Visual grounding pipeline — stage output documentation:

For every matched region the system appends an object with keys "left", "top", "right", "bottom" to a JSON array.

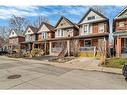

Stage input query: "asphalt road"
[{"left": 0, "top": 57, "right": 127, "bottom": 89}]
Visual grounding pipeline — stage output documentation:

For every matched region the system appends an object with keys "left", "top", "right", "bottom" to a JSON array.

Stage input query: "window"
[
  {"left": 60, "top": 23, "right": 64, "bottom": 26},
  {"left": 84, "top": 40, "right": 91, "bottom": 47},
  {"left": 12, "top": 32, "right": 14, "bottom": 35},
  {"left": 56, "top": 29, "right": 64, "bottom": 37},
  {"left": 42, "top": 32, "right": 46, "bottom": 39},
  {"left": 119, "top": 22, "right": 125, "bottom": 27},
  {"left": 57, "top": 30, "right": 60, "bottom": 36},
  {"left": 61, "top": 30, "right": 63, "bottom": 36},
  {"left": 87, "top": 16, "right": 95, "bottom": 20},
  {"left": 83, "top": 25, "right": 88, "bottom": 33},
  {"left": 98, "top": 23, "right": 104, "bottom": 33},
  {"left": 83, "top": 24, "right": 92, "bottom": 33},
  {"left": 124, "top": 38, "right": 127, "bottom": 48},
  {"left": 28, "top": 31, "right": 30, "bottom": 33}
]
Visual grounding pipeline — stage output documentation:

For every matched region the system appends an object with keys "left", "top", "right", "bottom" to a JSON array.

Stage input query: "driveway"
[{"left": 0, "top": 56, "right": 127, "bottom": 89}]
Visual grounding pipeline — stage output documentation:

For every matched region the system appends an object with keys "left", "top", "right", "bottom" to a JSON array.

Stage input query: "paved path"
[{"left": 0, "top": 56, "right": 127, "bottom": 89}]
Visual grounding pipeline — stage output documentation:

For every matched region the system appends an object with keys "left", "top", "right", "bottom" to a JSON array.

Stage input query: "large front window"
[{"left": 84, "top": 40, "right": 92, "bottom": 47}]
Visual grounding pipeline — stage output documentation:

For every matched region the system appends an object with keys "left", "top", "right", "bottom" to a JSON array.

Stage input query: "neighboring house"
[
  {"left": 113, "top": 7, "right": 127, "bottom": 57},
  {"left": 78, "top": 8, "right": 109, "bottom": 57},
  {"left": 48, "top": 16, "right": 79, "bottom": 56},
  {"left": 8, "top": 29, "right": 25, "bottom": 53},
  {"left": 23, "top": 26, "right": 38, "bottom": 51},
  {"left": 0, "top": 37, "right": 4, "bottom": 49},
  {"left": 37, "top": 22, "right": 55, "bottom": 54}
]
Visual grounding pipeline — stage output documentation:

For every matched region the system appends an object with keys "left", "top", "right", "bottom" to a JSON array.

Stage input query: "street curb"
[{"left": 1, "top": 56, "right": 122, "bottom": 75}]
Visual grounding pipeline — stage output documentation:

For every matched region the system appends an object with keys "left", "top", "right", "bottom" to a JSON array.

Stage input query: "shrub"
[{"left": 104, "top": 58, "right": 127, "bottom": 68}]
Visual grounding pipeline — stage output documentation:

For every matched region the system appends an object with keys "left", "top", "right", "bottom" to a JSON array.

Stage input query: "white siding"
[
  {"left": 25, "top": 28, "right": 34, "bottom": 35},
  {"left": 80, "top": 11, "right": 106, "bottom": 24},
  {"left": 9, "top": 30, "right": 17, "bottom": 38},
  {"left": 38, "top": 24, "right": 50, "bottom": 33}
]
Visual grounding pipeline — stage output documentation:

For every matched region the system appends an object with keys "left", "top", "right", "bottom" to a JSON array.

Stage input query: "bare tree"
[
  {"left": 33, "top": 15, "right": 50, "bottom": 28},
  {"left": 91, "top": 6, "right": 105, "bottom": 14},
  {"left": 9, "top": 15, "right": 30, "bottom": 31},
  {"left": 0, "top": 26, "right": 9, "bottom": 39}
]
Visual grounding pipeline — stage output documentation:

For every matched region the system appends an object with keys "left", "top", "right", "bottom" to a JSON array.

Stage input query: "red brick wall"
[
  {"left": 114, "top": 18, "right": 127, "bottom": 31},
  {"left": 80, "top": 40, "right": 84, "bottom": 47},
  {"left": 92, "top": 21, "right": 109, "bottom": 33},
  {"left": 92, "top": 23, "right": 98, "bottom": 33},
  {"left": 92, "top": 39, "right": 98, "bottom": 46}
]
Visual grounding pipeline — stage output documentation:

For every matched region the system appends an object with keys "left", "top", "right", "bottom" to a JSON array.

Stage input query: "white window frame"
[
  {"left": 98, "top": 23, "right": 104, "bottom": 33},
  {"left": 119, "top": 21, "right": 125, "bottom": 27},
  {"left": 42, "top": 32, "right": 46, "bottom": 39},
  {"left": 84, "top": 39, "right": 92, "bottom": 47}
]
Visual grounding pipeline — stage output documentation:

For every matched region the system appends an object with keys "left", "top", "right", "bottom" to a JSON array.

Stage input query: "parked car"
[
  {"left": 122, "top": 64, "right": 127, "bottom": 81},
  {"left": 0, "top": 51, "right": 9, "bottom": 55}
]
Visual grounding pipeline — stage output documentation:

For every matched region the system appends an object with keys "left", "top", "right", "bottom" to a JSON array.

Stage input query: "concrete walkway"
[{"left": 0, "top": 56, "right": 122, "bottom": 75}]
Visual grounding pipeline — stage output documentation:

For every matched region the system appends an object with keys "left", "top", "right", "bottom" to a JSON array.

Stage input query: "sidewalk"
[{"left": 0, "top": 56, "right": 122, "bottom": 74}]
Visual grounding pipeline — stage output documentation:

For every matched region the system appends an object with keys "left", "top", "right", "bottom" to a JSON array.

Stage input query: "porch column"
[
  {"left": 103, "top": 37, "right": 107, "bottom": 57},
  {"left": 49, "top": 42, "right": 52, "bottom": 55},
  {"left": 116, "top": 37, "right": 121, "bottom": 57},
  {"left": 44, "top": 42, "right": 47, "bottom": 54},
  {"left": 67, "top": 40, "right": 70, "bottom": 56}
]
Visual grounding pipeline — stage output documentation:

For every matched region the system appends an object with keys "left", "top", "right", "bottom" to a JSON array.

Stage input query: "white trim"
[{"left": 115, "top": 7, "right": 127, "bottom": 19}]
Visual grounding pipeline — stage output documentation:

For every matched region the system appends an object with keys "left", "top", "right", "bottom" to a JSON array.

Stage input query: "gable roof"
[
  {"left": 55, "top": 16, "right": 75, "bottom": 28},
  {"left": 9, "top": 29, "right": 23, "bottom": 37},
  {"left": 29, "top": 26, "right": 38, "bottom": 33},
  {"left": 78, "top": 8, "right": 108, "bottom": 24},
  {"left": 24, "top": 26, "right": 38, "bottom": 35},
  {"left": 114, "top": 7, "right": 127, "bottom": 19},
  {"left": 38, "top": 22, "right": 54, "bottom": 32}
]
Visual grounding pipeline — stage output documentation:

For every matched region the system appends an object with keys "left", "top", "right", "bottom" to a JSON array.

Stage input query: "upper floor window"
[
  {"left": 83, "top": 25, "right": 88, "bottom": 33},
  {"left": 98, "top": 23, "right": 104, "bottom": 33},
  {"left": 42, "top": 32, "right": 46, "bottom": 39},
  {"left": 28, "top": 30, "right": 31, "bottom": 33},
  {"left": 82, "top": 24, "right": 92, "bottom": 34},
  {"left": 118, "top": 21, "right": 125, "bottom": 27},
  {"left": 56, "top": 29, "right": 64, "bottom": 37},
  {"left": 12, "top": 32, "right": 14, "bottom": 35},
  {"left": 87, "top": 16, "right": 95, "bottom": 20}
]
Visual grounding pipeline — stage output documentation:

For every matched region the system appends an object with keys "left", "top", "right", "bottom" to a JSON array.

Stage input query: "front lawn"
[{"left": 103, "top": 58, "right": 127, "bottom": 69}]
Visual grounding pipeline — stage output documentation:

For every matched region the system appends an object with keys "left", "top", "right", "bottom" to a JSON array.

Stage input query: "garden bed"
[
  {"left": 103, "top": 58, "right": 127, "bottom": 69},
  {"left": 48, "top": 57, "right": 75, "bottom": 63}
]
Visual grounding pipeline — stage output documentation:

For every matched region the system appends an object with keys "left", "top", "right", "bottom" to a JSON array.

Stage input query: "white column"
[
  {"left": 49, "top": 42, "right": 52, "bottom": 55},
  {"left": 67, "top": 40, "right": 70, "bottom": 56}
]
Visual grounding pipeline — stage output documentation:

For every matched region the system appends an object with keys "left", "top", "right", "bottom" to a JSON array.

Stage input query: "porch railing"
[
  {"left": 51, "top": 47, "right": 63, "bottom": 52},
  {"left": 79, "top": 46, "right": 96, "bottom": 52}
]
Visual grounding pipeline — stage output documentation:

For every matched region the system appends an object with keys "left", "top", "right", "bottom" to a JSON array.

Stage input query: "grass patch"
[{"left": 103, "top": 58, "right": 127, "bottom": 69}]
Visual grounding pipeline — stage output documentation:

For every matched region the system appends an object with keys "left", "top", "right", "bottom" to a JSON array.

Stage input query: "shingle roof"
[
  {"left": 29, "top": 26, "right": 38, "bottom": 33},
  {"left": 38, "top": 22, "right": 55, "bottom": 32},
  {"left": 55, "top": 16, "right": 75, "bottom": 28},
  {"left": 78, "top": 8, "right": 108, "bottom": 24},
  {"left": 54, "top": 16, "right": 79, "bottom": 30},
  {"left": 10, "top": 29, "right": 24, "bottom": 37},
  {"left": 114, "top": 6, "right": 127, "bottom": 19}
]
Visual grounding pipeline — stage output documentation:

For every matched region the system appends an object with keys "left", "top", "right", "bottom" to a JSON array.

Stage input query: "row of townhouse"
[{"left": 8, "top": 8, "right": 110, "bottom": 57}]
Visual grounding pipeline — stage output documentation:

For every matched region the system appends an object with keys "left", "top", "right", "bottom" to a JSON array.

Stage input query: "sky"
[{"left": 0, "top": 5, "right": 125, "bottom": 40}]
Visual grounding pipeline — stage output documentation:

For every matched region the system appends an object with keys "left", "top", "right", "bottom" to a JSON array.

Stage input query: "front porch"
[
  {"left": 79, "top": 37, "right": 108, "bottom": 57},
  {"left": 115, "top": 37, "right": 127, "bottom": 57}
]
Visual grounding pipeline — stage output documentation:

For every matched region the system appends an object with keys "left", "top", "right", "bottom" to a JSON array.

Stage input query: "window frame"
[{"left": 84, "top": 39, "right": 92, "bottom": 47}]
